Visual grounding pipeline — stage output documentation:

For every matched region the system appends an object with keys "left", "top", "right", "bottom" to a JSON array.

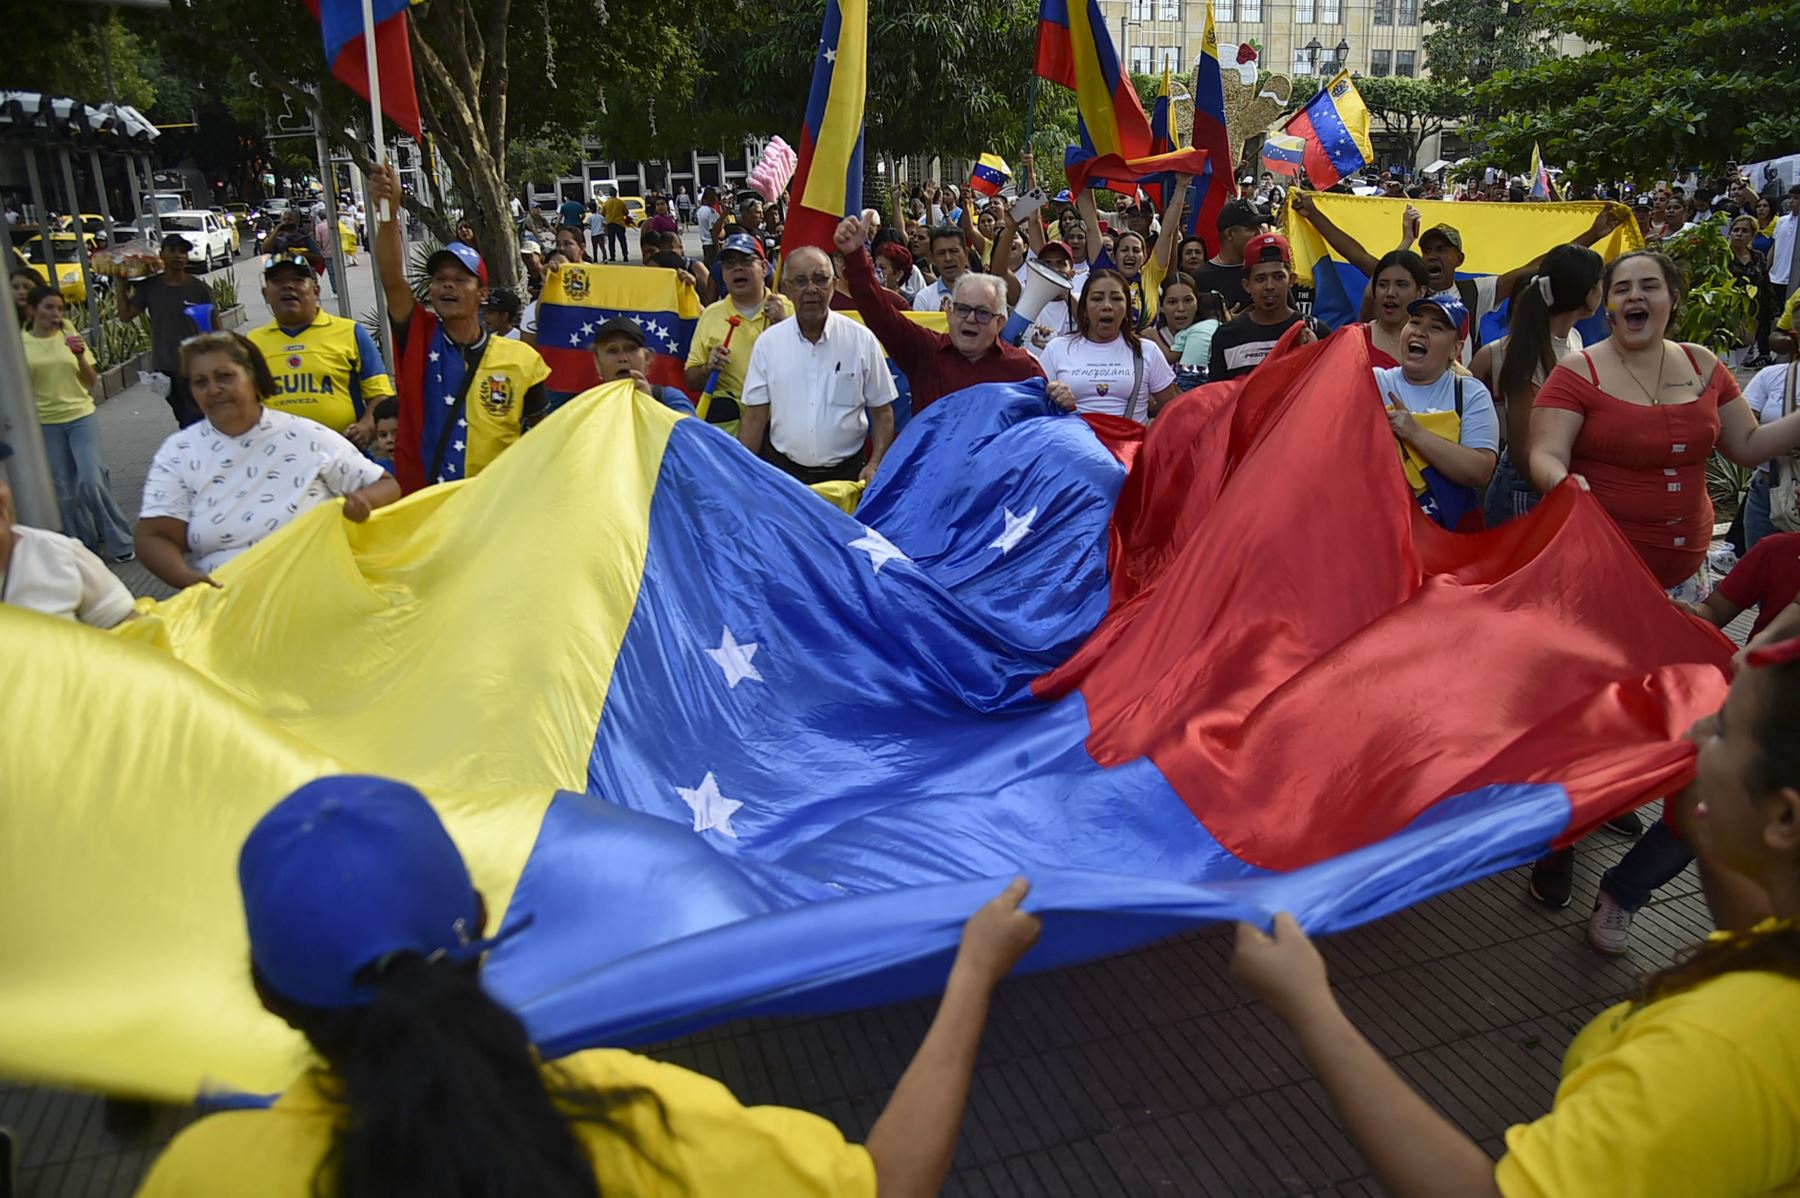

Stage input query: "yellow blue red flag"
[
  {"left": 779, "top": 0, "right": 868, "bottom": 261},
  {"left": 1183, "top": 3, "right": 1236, "bottom": 254},
  {"left": 1282, "top": 69, "right": 1372, "bottom": 188},
  {"left": 967, "top": 154, "right": 1012, "bottom": 198},
  {"left": 536, "top": 263, "right": 702, "bottom": 395}
]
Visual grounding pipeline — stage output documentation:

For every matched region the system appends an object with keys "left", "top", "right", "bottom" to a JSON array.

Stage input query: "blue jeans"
[
  {"left": 1483, "top": 448, "right": 1541, "bottom": 529},
  {"left": 41, "top": 413, "right": 134, "bottom": 557},
  {"left": 1745, "top": 471, "right": 1779, "bottom": 550},
  {"left": 1600, "top": 819, "right": 1694, "bottom": 912}
]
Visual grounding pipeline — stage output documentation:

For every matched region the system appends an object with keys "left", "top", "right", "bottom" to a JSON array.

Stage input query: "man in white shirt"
[
  {"left": 911, "top": 228, "right": 973, "bottom": 313},
  {"left": 0, "top": 440, "right": 135, "bottom": 628},
  {"left": 739, "top": 246, "right": 897, "bottom": 485},
  {"left": 1769, "top": 184, "right": 1800, "bottom": 290}
]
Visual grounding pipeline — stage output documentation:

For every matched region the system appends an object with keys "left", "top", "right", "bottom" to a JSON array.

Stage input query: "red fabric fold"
[{"left": 1045, "top": 327, "right": 1733, "bottom": 871}]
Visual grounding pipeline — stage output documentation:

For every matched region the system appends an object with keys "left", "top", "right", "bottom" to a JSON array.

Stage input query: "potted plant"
[{"left": 1662, "top": 220, "right": 1760, "bottom": 522}]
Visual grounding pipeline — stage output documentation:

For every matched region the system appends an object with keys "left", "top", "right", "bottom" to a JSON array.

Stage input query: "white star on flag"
[
  {"left": 429, "top": 350, "right": 441, "bottom": 363},
  {"left": 704, "top": 626, "right": 763, "bottom": 689},
  {"left": 824, "top": 47, "right": 836, "bottom": 63},
  {"left": 457, "top": 418, "right": 467, "bottom": 428},
  {"left": 990, "top": 505, "right": 1038, "bottom": 554},
  {"left": 453, "top": 439, "right": 465, "bottom": 452},
  {"left": 849, "top": 526, "right": 908, "bottom": 573},
  {"left": 676, "top": 772, "right": 743, "bottom": 838},
  {"left": 442, "top": 394, "right": 456, "bottom": 405},
  {"left": 569, "top": 333, "right": 583, "bottom": 346},
  {"left": 444, "top": 462, "right": 457, "bottom": 475},
  {"left": 580, "top": 321, "right": 595, "bottom": 335}
]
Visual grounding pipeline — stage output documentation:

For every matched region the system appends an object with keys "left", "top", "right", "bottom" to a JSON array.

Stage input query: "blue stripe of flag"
[
  {"left": 536, "top": 303, "right": 697, "bottom": 358},
  {"left": 1302, "top": 89, "right": 1365, "bottom": 179}
]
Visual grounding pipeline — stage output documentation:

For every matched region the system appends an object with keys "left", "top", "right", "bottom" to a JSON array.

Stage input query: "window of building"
[
  {"left": 1293, "top": 49, "right": 1313, "bottom": 75},
  {"left": 1215, "top": 0, "right": 1233, "bottom": 19},
  {"left": 1130, "top": 45, "right": 1153, "bottom": 74},
  {"left": 1157, "top": 45, "right": 1181, "bottom": 71},
  {"left": 1157, "top": 0, "right": 1179, "bottom": 19},
  {"left": 1297, "top": 0, "right": 1314, "bottom": 21},
  {"left": 1374, "top": 0, "right": 1393, "bottom": 24},
  {"left": 1321, "top": 0, "right": 1340, "bottom": 21},
  {"left": 1395, "top": 49, "right": 1415, "bottom": 76},
  {"left": 1239, "top": 0, "right": 1261, "bottom": 19},
  {"left": 1399, "top": 0, "right": 1418, "bottom": 23},
  {"left": 1370, "top": 49, "right": 1391, "bottom": 76},
  {"left": 1129, "top": 0, "right": 1150, "bottom": 19}
]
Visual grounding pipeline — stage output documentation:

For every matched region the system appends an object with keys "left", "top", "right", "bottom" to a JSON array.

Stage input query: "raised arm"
[
  {"left": 1075, "top": 188, "right": 1104, "bottom": 266},
  {"left": 1151, "top": 175, "right": 1195, "bottom": 274},
  {"left": 1289, "top": 190, "right": 1381, "bottom": 277},
  {"left": 864, "top": 880, "right": 1041, "bottom": 1198},
  {"left": 960, "top": 201, "right": 990, "bottom": 258},
  {"left": 366, "top": 164, "right": 416, "bottom": 326}
]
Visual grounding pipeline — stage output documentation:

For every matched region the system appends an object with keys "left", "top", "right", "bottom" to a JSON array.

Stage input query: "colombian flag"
[
  {"left": 967, "top": 154, "right": 1012, "bottom": 198},
  {"left": 1035, "top": 0, "right": 1211, "bottom": 194},
  {"left": 302, "top": 0, "right": 423, "bottom": 140},
  {"left": 779, "top": 0, "right": 867, "bottom": 262},
  {"left": 1260, "top": 132, "right": 1307, "bottom": 177},
  {"left": 1183, "top": 3, "right": 1236, "bottom": 255},
  {"left": 0, "top": 331, "right": 1730, "bottom": 1102},
  {"left": 1283, "top": 191, "right": 1642, "bottom": 336},
  {"left": 1282, "top": 69, "right": 1372, "bottom": 189},
  {"left": 535, "top": 263, "right": 701, "bottom": 396}
]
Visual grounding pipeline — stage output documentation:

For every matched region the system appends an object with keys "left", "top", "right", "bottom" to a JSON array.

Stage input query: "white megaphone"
[{"left": 1001, "top": 258, "right": 1075, "bottom": 346}]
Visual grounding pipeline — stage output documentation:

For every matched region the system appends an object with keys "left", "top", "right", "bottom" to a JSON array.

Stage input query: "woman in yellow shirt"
[
  {"left": 22, "top": 285, "right": 135, "bottom": 561},
  {"left": 1232, "top": 635, "right": 1800, "bottom": 1197},
  {"left": 136, "top": 775, "right": 1042, "bottom": 1198}
]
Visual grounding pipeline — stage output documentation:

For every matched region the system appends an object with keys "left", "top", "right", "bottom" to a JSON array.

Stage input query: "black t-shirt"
[
  {"left": 1190, "top": 259, "right": 1248, "bottom": 311},
  {"left": 130, "top": 275, "right": 215, "bottom": 372},
  {"left": 1207, "top": 311, "right": 1326, "bottom": 382}
]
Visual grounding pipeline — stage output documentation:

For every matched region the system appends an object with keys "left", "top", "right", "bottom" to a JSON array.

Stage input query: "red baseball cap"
[{"left": 1242, "top": 232, "right": 1292, "bottom": 267}]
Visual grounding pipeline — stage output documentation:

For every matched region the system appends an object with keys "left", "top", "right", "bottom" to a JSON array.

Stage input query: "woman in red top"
[
  {"left": 1529, "top": 250, "right": 1800, "bottom": 590},
  {"left": 1360, "top": 250, "right": 1429, "bottom": 369}
]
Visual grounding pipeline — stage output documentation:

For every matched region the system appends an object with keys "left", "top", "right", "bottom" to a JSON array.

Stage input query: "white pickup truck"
[{"left": 160, "top": 209, "right": 237, "bottom": 271}]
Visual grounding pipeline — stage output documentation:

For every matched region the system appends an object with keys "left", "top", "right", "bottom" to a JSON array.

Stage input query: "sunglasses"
[
  {"left": 262, "top": 252, "right": 314, "bottom": 272},
  {"left": 951, "top": 302, "right": 998, "bottom": 325}
]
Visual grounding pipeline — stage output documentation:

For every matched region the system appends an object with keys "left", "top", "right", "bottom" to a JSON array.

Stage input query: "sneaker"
[
  {"left": 1528, "top": 848, "right": 1575, "bottom": 909},
  {"left": 1603, "top": 810, "right": 1643, "bottom": 836},
  {"left": 109, "top": 550, "right": 136, "bottom": 564},
  {"left": 1588, "top": 891, "right": 1634, "bottom": 954}
]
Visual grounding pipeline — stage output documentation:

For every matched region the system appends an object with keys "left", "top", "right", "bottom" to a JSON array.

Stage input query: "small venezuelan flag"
[
  {"left": 302, "top": 0, "right": 423, "bottom": 139},
  {"left": 534, "top": 264, "right": 701, "bottom": 396},
  {"left": 1282, "top": 69, "right": 1372, "bottom": 189},
  {"left": 1260, "top": 132, "right": 1306, "bottom": 177},
  {"left": 968, "top": 154, "right": 1012, "bottom": 198}
]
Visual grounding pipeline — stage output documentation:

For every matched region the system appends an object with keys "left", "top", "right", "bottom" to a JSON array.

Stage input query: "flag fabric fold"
[
  {"left": 0, "top": 332, "right": 1729, "bottom": 1102},
  {"left": 1035, "top": 0, "right": 1211, "bottom": 194},
  {"left": 1283, "top": 192, "right": 1643, "bottom": 335},
  {"left": 302, "top": 0, "right": 423, "bottom": 140},
  {"left": 778, "top": 0, "right": 868, "bottom": 263},
  {"left": 535, "top": 264, "right": 702, "bottom": 396},
  {"left": 1282, "top": 69, "right": 1371, "bottom": 189}
]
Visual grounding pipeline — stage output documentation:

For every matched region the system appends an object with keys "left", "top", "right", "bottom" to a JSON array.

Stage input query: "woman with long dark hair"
[
  {"left": 1233, "top": 632, "right": 1800, "bottom": 1197},
  {"left": 137, "top": 775, "right": 1042, "bottom": 1197},
  {"left": 1470, "top": 243, "right": 1603, "bottom": 528},
  {"left": 1039, "top": 269, "right": 1179, "bottom": 423},
  {"left": 1360, "top": 249, "right": 1429, "bottom": 369},
  {"left": 1726, "top": 213, "right": 1772, "bottom": 369}
]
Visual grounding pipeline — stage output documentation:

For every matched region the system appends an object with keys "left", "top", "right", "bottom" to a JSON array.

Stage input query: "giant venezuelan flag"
[
  {"left": 778, "top": 0, "right": 867, "bottom": 263},
  {"left": 1284, "top": 191, "right": 1643, "bottom": 337},
  {"left": 0, "top": 332, "right": 1730, "bottom": 1101},
  {"left": 302, "top": 0, "right": 423, "bottom": 140},
  {"left": 535, "top": 263, "right": 702, "bottom": 395},
  {"left": 1035, "top": 0, "right": 1210, "bottom": 194}
]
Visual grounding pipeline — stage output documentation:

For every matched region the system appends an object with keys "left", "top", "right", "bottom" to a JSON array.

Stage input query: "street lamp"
[
  {"left": 1334, "top": 39, "right": 1351, "bottom": 72},
  {"left": 1304, "top": 37, "right": 1323, "bottom": 75}
]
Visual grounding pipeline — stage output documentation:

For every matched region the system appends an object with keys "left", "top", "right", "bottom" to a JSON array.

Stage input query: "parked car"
[
  {"left": 209, "top": 207, "right": 243, "bottom": 254},
  {"left": 621, "top": 195, "right": 647, "bottom": 225},
  {"left": 54, "top": 213, "right": 111, "bottom": 249},
  {"left": 22, "top": 233, "right": 96, "bottom": 303},
  {"left": 159, "top": 210, "right": 235, "bottom": 271}
]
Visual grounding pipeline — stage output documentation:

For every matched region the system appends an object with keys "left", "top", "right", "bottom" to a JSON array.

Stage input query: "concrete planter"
[{"left": 220, "top": 304, "right": 246, "bottom": 331}]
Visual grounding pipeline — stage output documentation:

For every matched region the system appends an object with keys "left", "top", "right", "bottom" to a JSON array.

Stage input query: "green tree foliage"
[
  {"left": 1355, "top": 77, "right": 1470, "bottom": 171},
  {"left": 505, "top": 132, "right": 587, "bottom": 196},
  {"left": 0, "top": 11, "right": 162, "bottom": 110},
  {"left": 1419, "top": 0, "right": 1562, "bottom": 87},
  {"left": 1471, "top": 0, "right": 1798, "bottom": 186}
]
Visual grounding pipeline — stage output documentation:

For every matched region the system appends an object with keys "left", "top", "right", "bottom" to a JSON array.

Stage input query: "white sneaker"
[{"left": 1588, "top": 891, "right": 1634, "bottom": 955}]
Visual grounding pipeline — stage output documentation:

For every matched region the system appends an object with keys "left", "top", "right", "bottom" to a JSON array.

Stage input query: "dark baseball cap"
[
  {"left": 593, "top": 315, "right": 646, "bottom": 347},
  {"left": 261, "top": 250, "right": 318, "bottom": 277},
  {"left": 239, "top": 776, "right": 525, "bottom": 1010},
  {"left": 481, "top": 287, "right": 522, "bottom": 317},
  {"left": 1419, "top": 223, "right": 1464, "bottom": 252},
  {"left": 1217, "top": 198, "right": 1267, "bottom": 234}
]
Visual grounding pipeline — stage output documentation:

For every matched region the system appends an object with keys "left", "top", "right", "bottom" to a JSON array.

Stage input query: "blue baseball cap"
[
  {"left": 424, "top": 240, "right": 488, "bottom": 285},
  {"left": 1408, "top": 293, "right": 1470, "bottom": 337},
  {"left": 719, "top": 231, "right": 766, "bottom": 261},
  {"left": 239, "top": 776, "right": 519, "bottom": 1009}
]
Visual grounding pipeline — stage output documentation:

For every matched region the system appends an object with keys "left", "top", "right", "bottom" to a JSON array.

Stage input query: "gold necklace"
[{"left": 1615, "top": 340, "right": 1668, "bottom": 406}]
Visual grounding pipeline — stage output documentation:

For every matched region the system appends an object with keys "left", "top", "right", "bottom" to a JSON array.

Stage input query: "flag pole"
[
  {"left": 360, "top": 0, "right": 391, "bottom": 222},
  {"left": 1023, "top": 75, "right": 1040, "bottom": 164}
]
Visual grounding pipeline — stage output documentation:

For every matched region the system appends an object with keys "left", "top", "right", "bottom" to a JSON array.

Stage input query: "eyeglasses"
[
  {"left": 786, "top": 273, "right": 834, "bottom": 290},
  {"left": 951, "top": 303, "right": 998, "bottom": 325}
]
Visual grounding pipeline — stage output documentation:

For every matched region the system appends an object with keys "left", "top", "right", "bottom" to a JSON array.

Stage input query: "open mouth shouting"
[
  {"left": 1403, "top": 330, "right": 1432, "bottom": 362},
  {"left": 1616, "top": 300, "right": 1651, "bottom": 335}
]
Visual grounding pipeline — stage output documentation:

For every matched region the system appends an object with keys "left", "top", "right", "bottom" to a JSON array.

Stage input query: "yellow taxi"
[
  {"left": 23, "top": 233, "right": 96, "bottom": 303},
  {"left": 622, "top": 196, "right": 647, "bottom": 226},
  {"left": 209, "top": 207, "right": 243, "bottom": 254}
]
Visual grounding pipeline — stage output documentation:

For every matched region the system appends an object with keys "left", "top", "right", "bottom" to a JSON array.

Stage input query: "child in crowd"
[{"left": 366, "top": 397, "right": 398, "bottom": 473}]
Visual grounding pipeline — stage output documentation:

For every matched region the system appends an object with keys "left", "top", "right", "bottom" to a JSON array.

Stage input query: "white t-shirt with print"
[
  {"left": 1, "top": 525, "right": 135, "bottom": 628},
  {"left": 1037, "top": 333, "right": 1176, "bottom": 423},
  {"left": 140, "top": 407, "right": 386, "bottom": 574}
]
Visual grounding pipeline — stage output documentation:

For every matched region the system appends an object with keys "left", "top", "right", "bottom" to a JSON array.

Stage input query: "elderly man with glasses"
[
  {"left": 738, "top": 245, "right": 897, "bottom": 485},
  {"left": 832, "top": 215, "right": 1047, "bottom": 418}
]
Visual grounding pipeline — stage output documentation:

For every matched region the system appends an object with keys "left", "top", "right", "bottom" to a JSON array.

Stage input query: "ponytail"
[
  {"left": 1635, "top": 652, "right": 1800, "bottom": 1006},
  {"left": 262, "top": 955, "right": 661, "bottom": 1198},
  {"left": 1496, "top": 244, "right": 1603, "bottom": 409}
]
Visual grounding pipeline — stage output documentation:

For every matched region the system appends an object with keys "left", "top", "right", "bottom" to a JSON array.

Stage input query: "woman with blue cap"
[{"left": 137, "top": 776, "right": 1041, "bottom": 1197}]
